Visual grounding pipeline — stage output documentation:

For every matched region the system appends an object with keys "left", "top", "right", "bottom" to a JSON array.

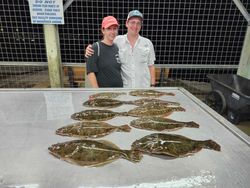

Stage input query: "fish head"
[
  {"left": 55, "top": 127, "right": 67, "bottom": 134},
  {"left": 48, "top": 144, "right": 64, "bottom": 156},
  {"left": 48, "top": 142, "right": 78, "bottom": 157}
]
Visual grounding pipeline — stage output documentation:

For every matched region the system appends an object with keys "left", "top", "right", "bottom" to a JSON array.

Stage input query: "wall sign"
[{"left": 28, "top": 0, "right": 64, "bottom": 24}]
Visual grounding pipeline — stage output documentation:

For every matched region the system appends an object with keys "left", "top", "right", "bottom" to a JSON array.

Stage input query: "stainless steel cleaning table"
[{"left": 0, "top": 88, "right": 250, "bottom": 188}]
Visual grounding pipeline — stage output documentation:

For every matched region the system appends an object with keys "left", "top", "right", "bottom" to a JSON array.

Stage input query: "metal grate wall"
[{"left": 0, "top": 0, "right": 249, "bottom": 97}]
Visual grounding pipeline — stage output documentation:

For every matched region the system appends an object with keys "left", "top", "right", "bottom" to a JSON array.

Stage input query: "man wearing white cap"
[{"left": 86, "top": 10, "right": 156, "bottom": 88}]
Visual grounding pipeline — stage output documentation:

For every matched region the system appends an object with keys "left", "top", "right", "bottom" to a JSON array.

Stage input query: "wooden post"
[
  {"left": 237, "top": 25, "right": 250, "bottom": 79},
  {"left": 43, "top": 24, "right": 63, "bottom": 87}
]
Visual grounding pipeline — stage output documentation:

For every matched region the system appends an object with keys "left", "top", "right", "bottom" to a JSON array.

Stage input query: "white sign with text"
[{"left": 28, "top": 0, "right": 64, "bottom": 24}]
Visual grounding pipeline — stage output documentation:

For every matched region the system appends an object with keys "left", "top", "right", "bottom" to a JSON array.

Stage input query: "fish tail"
[
  {"left": 117, "top": 124, "right": 131, "bottom": 132},
  {"left": 185, "top": 121, "right": 200, "bottom": 128},
  {"left": 202, "top": 140, "right": 221, "bottom": 151},
  {"left": 122, "top": 150, "right": 143, "bottom": 163}
]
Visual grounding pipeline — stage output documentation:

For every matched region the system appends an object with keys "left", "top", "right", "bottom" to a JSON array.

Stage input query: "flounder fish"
[
  {"left": 127, "top": 103, "right": 185, "bottom": 117},
  {"left": 83, "top": 98, "right": 130, "bottom": 108},
  {"left": 72, "top": 103, "right": 184, "bottom": 121},
  {"left": 56, "top": 121, "right": 131, "bottom": 139},
  {"left": 83, "top": 98, "right": 180, "bottom": 109},
  {"left": 130, "top": 117, "right": 199, "bottom": 131},
  {"left": 133, "top": 98, "right": 180, "bottom": 106},
  {"left": 48, "top": 139, "right": 142, "bottom": 167},
  {"left": 71, "top": 109, "right": 129, "bottom": 121},
  {"left": 132, "top": 133, "right": 221, "bottom": 158},
  {"left": 89, "top": 92, "right": 126, "bottom": 100},
  {"left": 129, "top": 89, "right": 175, "bottom": 98}
]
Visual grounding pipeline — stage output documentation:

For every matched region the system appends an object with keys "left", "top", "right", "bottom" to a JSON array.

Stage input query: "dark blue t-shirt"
[{"left": 87, "top": 41, "right": 123, "bottom": 87}]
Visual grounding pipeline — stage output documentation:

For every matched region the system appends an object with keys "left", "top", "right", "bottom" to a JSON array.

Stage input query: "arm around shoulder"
[{"left": 86, "top": 43, "right": 99, "bottom": 73}]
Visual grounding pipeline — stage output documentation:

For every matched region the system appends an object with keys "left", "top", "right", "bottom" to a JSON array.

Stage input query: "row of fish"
[
  {"left": 83, "top": 98, "right": 180, "bottom": 109},
  {"left": 48, "top": 90, "right": 221, "bottom": 167},
  {"left": 48, "top": 133, "right": 221, "bottom": 167},
  {"left": 56, "top": 117, "right": 199, "bottom": 139},
  {"left": 89, "top": 90, "right": 175, "bottom": 99},
  {"left": 72, "top": 103, "right": 185, "bottom": 121}
]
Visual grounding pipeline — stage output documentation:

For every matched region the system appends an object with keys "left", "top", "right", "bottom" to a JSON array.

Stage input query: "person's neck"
[
  {"left": 127, "top": 33, "right": 139, "bottom": 47},
  {"left": 101, "top": 39, "right": 113, "bottom": 46}
]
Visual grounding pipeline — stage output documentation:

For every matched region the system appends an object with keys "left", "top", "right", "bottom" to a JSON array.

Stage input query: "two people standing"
[{"left": 86, "top": 10, "right": 156, "bottom": 88}]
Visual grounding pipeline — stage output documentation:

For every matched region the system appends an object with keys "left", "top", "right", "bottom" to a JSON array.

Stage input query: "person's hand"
[{"left": 84, "top": 44, "right": 94, "bottom": 58}]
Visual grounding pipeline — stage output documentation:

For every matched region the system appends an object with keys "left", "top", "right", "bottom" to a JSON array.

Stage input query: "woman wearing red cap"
[{"left": 86, "top": 16, "right": 123, "bottom": 88}]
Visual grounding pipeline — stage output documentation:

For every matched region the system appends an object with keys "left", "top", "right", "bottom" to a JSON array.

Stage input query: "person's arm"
[
  {"left": 85, "top": 44, "right": 94, "bottom": 58},
  {"left": 147, "top": 39, "right": 156, "bottom": 87},
  {"left": 149, "top": 65, "right": 156, "bottom": 87},
  {"left": 87, "top": 72, "right": 99, "bottom": 88}
]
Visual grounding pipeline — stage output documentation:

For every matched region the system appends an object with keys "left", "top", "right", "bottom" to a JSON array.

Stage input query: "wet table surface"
[{"left": 0, "top": 88, "right": 250, "bottom": 188}]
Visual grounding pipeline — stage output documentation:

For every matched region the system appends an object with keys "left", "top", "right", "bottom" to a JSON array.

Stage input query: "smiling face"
[
  {"left": 102, "top": 25, "right": 118, "bottom": 43},
  {"left": 126, "top": 17, "right": 142, "bottom": 36}
]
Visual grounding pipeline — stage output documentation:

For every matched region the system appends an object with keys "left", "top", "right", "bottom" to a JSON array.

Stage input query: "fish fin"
[
  {"left": 89, "top": 158, "right": 118, "bottom": 167},
  {"left": 202, "top": 140, "right": 221, "bottom": 151},
  {"left": 97, "top": 140, "right": 121, "bottom": 150},
  {"left": 117, "top": 124, "right": 131, "bottom": 132},
  {"left": 162, "top": 111, "right": 173, "bottom": 117},
  {"left": 64, "top": 157, "right": 116, "bottom": 167},
  {"left": 176, "top": 149, "right": 202, "bottom": 158},
  {"left": 177, "top": 107, "right": 186, "bottom": 112},
  {"left": 160, "top": 118, "right": 176, "bottom": 122},
  {"left": 164, "top": 92, "right": 175, "bottom": 96},
  {"left": 185, "top": 121, "right": 200, "bottom": 128}
]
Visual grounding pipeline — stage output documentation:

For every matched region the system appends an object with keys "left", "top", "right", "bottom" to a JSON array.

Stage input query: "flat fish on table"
[
  {"left": 131, "top": 133, "right": 221, "bottom": 158},
  {"left": 130, "top": 117, "right": 199, "bottom": 131},
  {"left": 83, "top": 98, "right": 180, "bottom": 109},
  {"left": 56, "top": 121, "right": 131, "bottom": 139},
  {"left": 48, "top": 139, "right": 142, "bottom": 167},
  {"left": 71, "top": 109, "right": 129, "bottom": 121},
  {"left": 89, "top": 92, "right": 126, "bottom": 100},
  {"left": 127, "top": 103, "right": 185, "bottom": 117},
  {"left": 132, "top": 98, "right": 180, "bottom": 106},
  {"left": 129, "top": 89, "right": 175, "bottom": 98},
  {"left": 83, "top": 98, "right": 131, "bottom": 108}
]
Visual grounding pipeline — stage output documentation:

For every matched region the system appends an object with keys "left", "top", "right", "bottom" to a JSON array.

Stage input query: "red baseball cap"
[{"left": 102, "top": 16, "right": 119, "bottom": 29}]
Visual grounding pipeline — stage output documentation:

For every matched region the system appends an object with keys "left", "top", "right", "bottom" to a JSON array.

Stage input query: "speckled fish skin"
[
  {"left": 131, "top": 98, "right": 180, "bottom": 107},
  {"left": 71, "top": 109, "right": 128, "bottom": 121},
  {"left": 129, "top": 90, "right": 175, "bottom": 98},
  {"left": 48, "top": 139, "right": 143, "bottom": 167},
  {"left": 89, "top": 92, "right": 127, "bottom": 99},
  {"left": 130, "top": 117, "right": 199, "bottom": 131},
  {"left": 132, "top": 133, "right": 221, "bottom": 158},
  {"left": 127, "top": 103, "right": 185, "bottom": 117},
  {"left": 56, "top": 121, "right": 131, "bottom": 139},
  {"left": 83, "top": 98, "right": 128, "bottom": 108},
  {"left": 83, "top": 98, "right": 180, "bottom": 109}
]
